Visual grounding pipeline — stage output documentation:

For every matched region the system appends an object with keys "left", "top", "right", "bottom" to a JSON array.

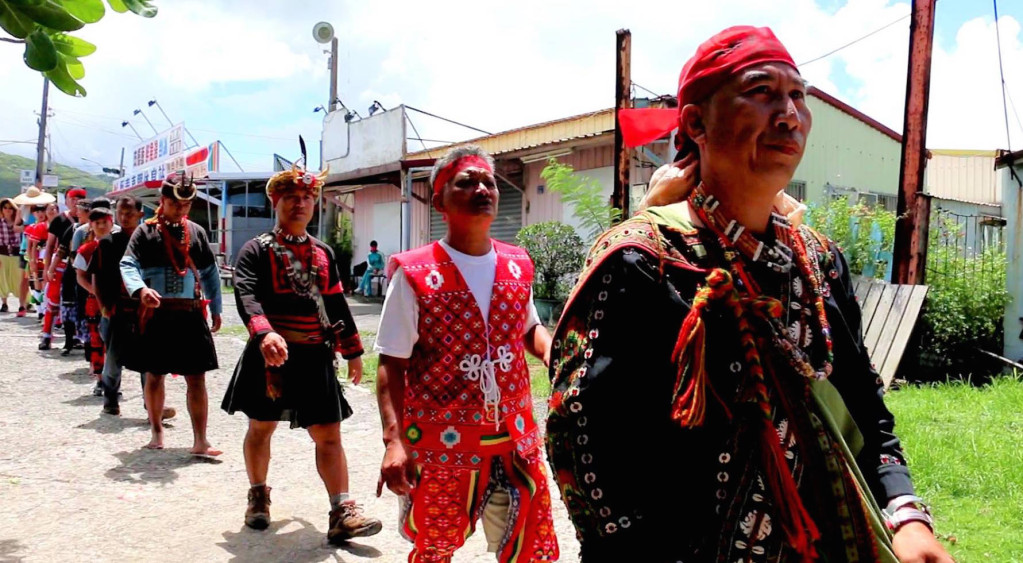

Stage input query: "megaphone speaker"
[{"left": 312, "top": 21, "right": 334, "bottom": 44}]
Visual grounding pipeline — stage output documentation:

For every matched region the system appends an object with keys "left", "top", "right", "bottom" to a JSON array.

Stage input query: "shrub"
[
  {"left": 515, "top": 221, "right": 585, "bottom": 300},
  {"left": 541, "top": 158, "right": 622, "bottom": 242},
  {"left": 805, "top": 196, "right": 895, "bottom": 276}
]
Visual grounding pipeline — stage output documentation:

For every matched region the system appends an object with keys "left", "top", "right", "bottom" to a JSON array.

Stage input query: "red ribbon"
[{"left": 432, "top": 155, "right": 493, "bottom": 196}]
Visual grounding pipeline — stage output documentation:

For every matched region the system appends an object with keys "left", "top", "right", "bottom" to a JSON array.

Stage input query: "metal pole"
[
  {"left": 218, "top": 141, "right": 245, "bottom": 172},
  {"left": 612, "top": 29, "right": 632, "bottom": 218},
  {"left": 119, "top": 147, "right": 125, "bottom": 177},
  {"left": 150, "top": 100, "right": 175, "bottom": 127},
  {"left": 402, "top": 170, "right": 412, "bottom": 252},
  {"left": 136, "top": 110, "right": 159, "bottom": 135},
  {"left": 124, "top": 121, "right": 143, "bottom": 141},
  {"left": 34, "top": 78, "right": 50, "bottom": 185},
  {"left": 329, "top": 37, "right": 339, "bottom": 112},
  {"left": 892, "top": 0, "right": 936, "bottom": 285}
]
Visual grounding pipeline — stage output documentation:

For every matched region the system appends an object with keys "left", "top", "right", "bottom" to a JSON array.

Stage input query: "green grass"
[
  {"left": 885, "top": 375, "right": 1023, "bottom": 562},
  {"left": 218, "top": 324, "right": 248, "bottom": 338}
]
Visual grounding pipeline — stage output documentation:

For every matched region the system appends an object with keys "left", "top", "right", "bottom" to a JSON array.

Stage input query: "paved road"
[{"left": 0, "top": 301, "right": 580, "bottom": 562}]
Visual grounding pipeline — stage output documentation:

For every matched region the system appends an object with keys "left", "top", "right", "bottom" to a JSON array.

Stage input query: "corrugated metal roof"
[{"left": 404, "top": 109, "right": 614, "bottom": 161}]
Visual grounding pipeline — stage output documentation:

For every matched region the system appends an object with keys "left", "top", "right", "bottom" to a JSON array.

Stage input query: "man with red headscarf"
[
  {"left": 221, "top": 161, "right": 381, "bottom": 544},
  {"left": 547, "top": 27, "right": 952, "bottom": 562},
  {"left": 375, "top": 145, "right": 559, "bottom": 562}
]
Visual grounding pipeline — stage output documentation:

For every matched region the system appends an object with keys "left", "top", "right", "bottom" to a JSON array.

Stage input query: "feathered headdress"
[{"left": 266, "top": 136, "right": 328, "bottom": 206}]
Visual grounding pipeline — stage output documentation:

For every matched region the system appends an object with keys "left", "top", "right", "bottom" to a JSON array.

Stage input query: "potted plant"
[{"left": 515, "top": 221, "right": 585, "bottom": 325}]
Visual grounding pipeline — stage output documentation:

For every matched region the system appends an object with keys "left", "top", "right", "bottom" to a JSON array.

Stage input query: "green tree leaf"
[
  {"left": 105, "top": 0, "right": 127, "bottom": 13},
  {"left": 59, "top": 51, "right": 84, "bottom": 78},
  {"left": 121, "top": 0, "right": 156, "bottom": 17},
  {"left": 45, "top": 59, "right": 86, "bottom": 96},
  {"left": 24, "top": 29, "right": 57, "bottom": 71},
  {"left": 0, "top": 1, "right": 36, "bottom": 38},
  {"left": 62, "top": 0, "right": 104, "bottom": 23},
  {"left": 51, "top": 32, "right": 96, "bottom": 56},
  {"left": 10, "top": 1, "right": 85, "bottom": 32}
]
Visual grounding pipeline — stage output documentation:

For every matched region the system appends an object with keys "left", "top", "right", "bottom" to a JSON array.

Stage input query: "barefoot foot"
[
  {"left": 190, "top": 443, "right": 223, "bottom": 457},
  {"left": 144, "top": 434, "right": 164, "bottom": 450}
]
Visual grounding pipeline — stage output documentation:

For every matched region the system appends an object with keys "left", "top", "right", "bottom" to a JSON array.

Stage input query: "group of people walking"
[{"left": 0, "top": 25, "right": 955, "bottom": 562}]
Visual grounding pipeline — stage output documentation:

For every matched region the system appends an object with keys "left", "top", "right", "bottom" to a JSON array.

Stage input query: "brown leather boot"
[
  {"left": 244, "top": 485, "right": 271, "bottom": 530},
  {"left": 327, "top": 501, "right": 382, "bottom": 544}
]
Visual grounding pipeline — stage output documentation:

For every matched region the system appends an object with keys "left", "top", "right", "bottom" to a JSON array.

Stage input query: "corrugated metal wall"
[
  {"left": 523, "top": 145, "right": 616, "bottom": 225},
  {"left": 794, "top": 96, "right": 901, "bottom": 204},
  {"left": 925, "top": 151, "right": 1001, "bottom": 205},
  {"left": 352, "top": 183, "right": 431, "bottom": 258}
]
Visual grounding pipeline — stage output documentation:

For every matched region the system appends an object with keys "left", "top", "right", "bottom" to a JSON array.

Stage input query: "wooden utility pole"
[
  {"left": 328, "top": 37, "right": 339, "bottom": 112},
  {"left": 892, "top": 0, "right": 937, "bottom": 285},
  {"left": 612, "top": 29, "right": 632, "bottom": 218},
  {"left": 34, "top": 78, "right": 50, "bottom": 185}
]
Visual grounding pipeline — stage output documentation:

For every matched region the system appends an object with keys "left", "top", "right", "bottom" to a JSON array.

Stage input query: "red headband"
[
  {"left": 618, "top": 26, "right": 797, "bottom": 149},
  {"left": 432, "top": 155, "right": 493, "bottom": 196},
  {"left": 66, "top": 188, "right": 87, "bottom": 199}
]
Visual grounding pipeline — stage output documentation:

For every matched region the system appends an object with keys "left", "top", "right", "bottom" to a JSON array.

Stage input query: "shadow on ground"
[
  {"left": 57, "top": 367, "right": 93, "bottom": 385},
  {"left": 76, "top": 414, "right": 150, "bottom": 434},
  {"left": 105, "top": 447, "right": 221, "bottom": 485},
  {"left": 0, "top": 538, "right": 26, "bottom": 563},
  {"left": 218, "top": 518, "right": 382, "bottom": 562}
]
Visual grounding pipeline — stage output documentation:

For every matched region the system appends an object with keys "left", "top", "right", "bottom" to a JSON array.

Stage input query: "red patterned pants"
[
  {"left": 83, "top": 295, "right": 104, "bottom": 375},
  {"left": 401, "top": 451, "right": 559, "bottom": 563}
]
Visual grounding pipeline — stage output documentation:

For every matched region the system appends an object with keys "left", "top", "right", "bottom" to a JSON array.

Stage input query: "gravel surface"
[{"left": 0, "top": 300, "right": 580, "bottom": 562}]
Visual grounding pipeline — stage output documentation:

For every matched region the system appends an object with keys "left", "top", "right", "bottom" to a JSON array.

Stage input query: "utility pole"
[
  {"left": 892, "top": 0, "right": 937, "bottom": 285},
  {"left": 612, "top": 29, "right": 632, "bottom": 218},
  {"left": 328, "top": 36, "right": 339, "bottom": 112},
  {"left": 34, "top": 78, "right": 50, "bottom": 185}
]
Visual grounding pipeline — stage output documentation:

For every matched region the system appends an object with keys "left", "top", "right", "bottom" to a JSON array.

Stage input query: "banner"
[
  {"left": 130, "top": 123, "right": 185, "bottom": 172},
  {"left": 112, "top": 142, "right": 220, "bottom": 193}
]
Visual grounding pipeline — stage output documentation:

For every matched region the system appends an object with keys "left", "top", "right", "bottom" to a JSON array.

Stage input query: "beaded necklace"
[
  {"left": 687, "top": 184, "right": 833, "bottom": 378},
  {"left": 156, "top": 209, "right": 191, "bottom": 277}
]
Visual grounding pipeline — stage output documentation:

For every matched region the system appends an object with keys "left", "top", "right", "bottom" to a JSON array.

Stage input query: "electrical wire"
[
  {"left": 405, "top": 115, "right": 430, "bottom": 154},
  {"left": 404, "top": 106, "right": 491, "bottom": 136},
  {"left": 798, "top": 13, "right": 911, "bottom": 67},
  {"left": 993, "top": 0, "right": 1013, "bottom": 151},
  {"left": 632, "top": 82, "right": 666, "bottom": 98}
]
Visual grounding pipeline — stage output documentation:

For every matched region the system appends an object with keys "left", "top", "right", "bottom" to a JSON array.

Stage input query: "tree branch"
[{"left": 0, "top": 37, "right": 26, "bottom": 44}]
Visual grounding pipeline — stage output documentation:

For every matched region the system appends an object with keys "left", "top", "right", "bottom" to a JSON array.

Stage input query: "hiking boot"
[
  {"left": 327, "top": 501, "right": 382, "bottom": 544},
  {"left": 244, "top": 485, "right": 271, "bottom": 530},
  {"left": 38, "top": 337, "right": 51, "bottom": 350},
  {"left": 102, "top": 398, "right": 120, "bottom": 416}
]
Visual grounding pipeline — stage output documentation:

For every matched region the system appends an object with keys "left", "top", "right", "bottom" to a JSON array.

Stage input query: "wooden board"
[
  {"left": 864, "top": 283, "right": 899, "bottom": 355},
  {"left": 858, "top": 280, "right": 886, "bottom": 336},
  {"left": 878, "top": 285, "right": 928, "bottom": 387}
]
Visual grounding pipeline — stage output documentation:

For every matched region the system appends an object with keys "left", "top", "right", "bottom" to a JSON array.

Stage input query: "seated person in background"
[{"left": 354, "top": 240, "right": 385, "bottom": 295}]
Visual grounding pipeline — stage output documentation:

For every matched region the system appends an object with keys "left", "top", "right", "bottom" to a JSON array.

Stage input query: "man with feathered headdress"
[
  {"left": 120, "top": 172, "right": 223, "bottom": 455},
  {"left": 221, "top": 154, "right": 382, "bottom": 545},
  {"left": 547, "top": 26, "right": 953, "bottom": 562}
]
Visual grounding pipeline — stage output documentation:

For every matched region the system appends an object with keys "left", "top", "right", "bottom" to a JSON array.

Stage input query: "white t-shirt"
[{"left": 375, "top": 240, "right": 542, "bottom": 359}]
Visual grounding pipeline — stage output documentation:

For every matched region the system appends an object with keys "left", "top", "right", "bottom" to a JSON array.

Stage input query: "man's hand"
[
  {"left": 892, "top": 522, "right": 955, "bottom": 563},
  {"left": 260, "top": 332, "right": 289, "bottom": 367},
  {"left": 210, "top": 313, "right": 222, "bottom": 333},
  {"left": 139, "top": 288, "right": 162, "bottom": 308},
  {"left": 346, "top": 355, "right": 364, "bottom": 385},
  {"left": 44, "top": 268, "right": 55, "bottom": 282},
  {"left": 637, "top": 154, "right": 699, "bottom": 212},
  {"left": 376, "top": 441, "right": 415, "bottom": 497}
]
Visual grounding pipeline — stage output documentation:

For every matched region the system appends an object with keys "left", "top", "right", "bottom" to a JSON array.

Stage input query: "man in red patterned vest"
[{"left": 375, "top": 145, "right": 560, "bottom": 562}]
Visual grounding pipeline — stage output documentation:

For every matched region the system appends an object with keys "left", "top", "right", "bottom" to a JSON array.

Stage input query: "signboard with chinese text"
[
  {"left": 111, "top": 142, "right": 220, "bottom": 193},
  {"left": 130, "top": 124, "right": 184, "bottom": 172}
]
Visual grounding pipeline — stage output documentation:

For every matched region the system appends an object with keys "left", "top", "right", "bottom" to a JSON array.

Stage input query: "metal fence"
[{"left": 925, "top": 209, "right": 1006, "bottom": 282}]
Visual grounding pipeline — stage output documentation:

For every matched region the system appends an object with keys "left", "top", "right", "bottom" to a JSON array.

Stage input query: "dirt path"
[{"left": 0, "top": 301, "right": 580, "bottom": 562}]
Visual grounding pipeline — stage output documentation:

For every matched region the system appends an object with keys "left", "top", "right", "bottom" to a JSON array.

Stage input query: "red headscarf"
[
  {"left": 618, "top": 26, "right": 797, "bottom": 150},
  {"left": 432, "top": 155, "right": 493, "bottom": 196}
]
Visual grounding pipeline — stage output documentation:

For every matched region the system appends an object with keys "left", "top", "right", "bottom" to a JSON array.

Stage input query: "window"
[{"left": 785, "top": 180, "right": 806, "bottom": 201}]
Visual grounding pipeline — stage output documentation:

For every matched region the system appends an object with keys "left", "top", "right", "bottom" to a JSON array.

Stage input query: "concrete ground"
[{"left": 0, "top": 298, "right": 580, "bottom": 562}]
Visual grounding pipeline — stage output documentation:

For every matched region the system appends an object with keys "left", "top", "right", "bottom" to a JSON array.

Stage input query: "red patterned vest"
[{"left": 389, "top": 240, "right": 541, "bottom": 468}]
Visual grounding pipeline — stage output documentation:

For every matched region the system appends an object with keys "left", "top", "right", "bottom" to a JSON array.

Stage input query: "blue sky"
[{"left": 1, "top": 0, "right": 1021, "bottom": 180}]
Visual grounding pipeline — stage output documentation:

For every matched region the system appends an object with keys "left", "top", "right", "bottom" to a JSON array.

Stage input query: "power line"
[
  {"left": 994, "top": 0, "right": 1013, "bottom": 150},
  {"left": 798, "top": 13, "right": 911, "bottom": 67},
  {"left": 405, "top": 115, "right": 430, "bottom": 154},
  {"left": 404, "top": 106, "right": 492, "bottom": 136},
  {"left": 632, "top": 82, "right": 666, "bottom": 99}
]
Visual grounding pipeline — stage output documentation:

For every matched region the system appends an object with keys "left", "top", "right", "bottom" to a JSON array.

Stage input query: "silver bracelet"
[{"left": 884, "top": 495, "right": 934, "bottom": 532}]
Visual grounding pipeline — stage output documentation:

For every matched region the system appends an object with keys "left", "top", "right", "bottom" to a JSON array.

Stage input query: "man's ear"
[
  {"left": 432, "top": 191, "right": 445, "bottom": 215},
  {"left": 680, "top": 104, "right": 707, "bottom": 147}
]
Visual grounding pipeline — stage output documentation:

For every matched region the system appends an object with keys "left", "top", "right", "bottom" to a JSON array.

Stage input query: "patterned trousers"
[{"left": 401, "top": 451, "right": 559, "bottom": 563}]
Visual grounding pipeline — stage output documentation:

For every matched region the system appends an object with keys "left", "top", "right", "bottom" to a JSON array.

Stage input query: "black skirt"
[
  {"left": 221, "top": 340, "right": 353, "bottom": 429},
  {"left": 122, "top": 306, "right": 219, "bottom": 375}
]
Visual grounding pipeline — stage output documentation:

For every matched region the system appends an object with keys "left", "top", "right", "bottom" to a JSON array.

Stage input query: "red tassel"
[
  {"left": 759, "top": 421, "right": 820, "bottom": 561},
  {"left": 670, "top": 310, "right": 708, "bottom": 427}
]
